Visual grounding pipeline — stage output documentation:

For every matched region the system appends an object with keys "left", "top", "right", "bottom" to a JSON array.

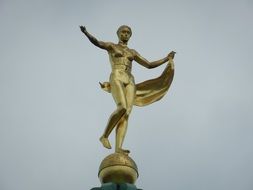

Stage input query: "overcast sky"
[{"left": 0, "top": 0, "right": 253, "bottom": 190}]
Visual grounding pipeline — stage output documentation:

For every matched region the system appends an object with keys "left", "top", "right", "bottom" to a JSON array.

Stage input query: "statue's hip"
[{"left": 110, "top": 69, "right": 135, "bottom": 85}]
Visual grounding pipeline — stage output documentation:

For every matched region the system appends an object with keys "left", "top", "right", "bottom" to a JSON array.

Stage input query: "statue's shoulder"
[
  {"left": 129, "top": 48, "right": 138, "bottom": 56},
  {"left": 108, "top": 42, "right": 122, "bottom": 49},
  {"left": 105, "top": 42, "right": 117, "bottom": 52},
  {"left": 107, "top": 42, "right": 117, "bottom": 47}
]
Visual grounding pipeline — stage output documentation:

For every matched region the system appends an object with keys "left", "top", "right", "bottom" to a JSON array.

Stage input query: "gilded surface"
[
  {"left": 98, "top": 153, "right": 138, "bottom": 184},
  {"left": 80, "top": 25, "right": 175, "bottom": 155},
  {"left": 99, "top": 153, "right": 138, "bottom": 172}
]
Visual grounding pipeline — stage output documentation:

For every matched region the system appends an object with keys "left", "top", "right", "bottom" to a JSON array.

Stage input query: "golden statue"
[{"left": 80, "top": 25, "right": 175, "bottom": 155}]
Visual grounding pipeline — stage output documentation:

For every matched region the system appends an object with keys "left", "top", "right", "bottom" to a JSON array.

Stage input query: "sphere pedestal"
[
  {"left": 90, "top": 153, "right": 141, "bottom": 190},
  {"left": 91, "top": 183, "right": 142, "bottom": 190},
  {"left": 98, "top": 153, "right": 138, "bottom": 184}
]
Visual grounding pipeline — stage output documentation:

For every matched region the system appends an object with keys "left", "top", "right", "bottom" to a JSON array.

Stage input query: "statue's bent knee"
[{"left": 117, "top": 105, "right": 127, "bottom": 115}]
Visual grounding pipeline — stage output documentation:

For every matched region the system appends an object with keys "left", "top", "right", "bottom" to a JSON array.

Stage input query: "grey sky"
[{"left": 0, "top": 0, "right": 253, "bottom": 190}]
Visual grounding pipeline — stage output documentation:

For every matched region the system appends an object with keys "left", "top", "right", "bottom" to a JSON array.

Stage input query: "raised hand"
[
  {"left": 168, "top": 51, "right": 176, "bottom": 60},
  {"left": 80, "top": 25, "right": 87, "bottom": 34}
]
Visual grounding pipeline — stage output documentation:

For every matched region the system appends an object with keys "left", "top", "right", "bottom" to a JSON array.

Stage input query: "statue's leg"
[
  {"left": 115, "top": 115, "right": 129, "bottom": 153},
  {"left": 100, "top": 79, "right": 127, "bottom": 149},
  {"left": 115, "top": 82, "right": 136, "bottom": 154}
]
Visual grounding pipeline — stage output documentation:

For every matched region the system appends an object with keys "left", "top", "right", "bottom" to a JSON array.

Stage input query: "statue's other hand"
[
  {"left": 80, "top": 25, "right": 87, "bottom": 33},
  {"left": 99, "top": 82, "right": 105, "bottom": 88},
  {"left": 99, "top": 82, "right": 111, "bottom": 93},
  {"left": 168, "top": 51, "right": 176, "bottom": 60}
]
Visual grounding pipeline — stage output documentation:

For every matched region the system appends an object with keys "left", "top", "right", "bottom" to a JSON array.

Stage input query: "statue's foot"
[
  {"left": 99, "top": 136, "right": 112, "bottom": 149},
  {"left": 116, "top": 148, "right": 130, "bottom": 155}
]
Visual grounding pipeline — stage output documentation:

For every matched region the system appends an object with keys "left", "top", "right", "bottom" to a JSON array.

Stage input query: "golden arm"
[
  {"left": 133, "top": 50, "right": 176, "bottom": 69},
  {"left": 80, "top": 26, "right": 112, "bottom": 50}
]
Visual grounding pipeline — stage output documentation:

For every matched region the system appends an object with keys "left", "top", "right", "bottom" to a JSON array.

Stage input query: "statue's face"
[{"left": 118, "top": 27, "right": 131, "bottom": 42}]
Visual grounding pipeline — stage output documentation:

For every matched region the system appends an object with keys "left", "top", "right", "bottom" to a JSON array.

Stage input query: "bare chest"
[{"left": 109, "top": 44, "right": 134, "bottom": 61}]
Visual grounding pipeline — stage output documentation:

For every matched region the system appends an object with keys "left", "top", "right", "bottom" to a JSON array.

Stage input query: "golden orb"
[{"left": 98, "top": 153, "right": 138, "bottom": 184}]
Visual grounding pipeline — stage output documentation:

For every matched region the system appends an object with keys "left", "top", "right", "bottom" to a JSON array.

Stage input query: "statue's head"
[{"left": 117, "top": 25, "right": 132, "bottom": 43}]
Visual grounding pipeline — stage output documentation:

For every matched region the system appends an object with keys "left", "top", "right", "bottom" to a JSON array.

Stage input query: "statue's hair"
[{"left": 117, "top": 25, "right": 132, "bottom": 37}]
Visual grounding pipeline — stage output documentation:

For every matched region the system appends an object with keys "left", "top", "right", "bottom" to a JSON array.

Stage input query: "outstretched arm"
[
  {"left": 80, "top": 26, "right": 112, "bottom": 50},
  {"left": 133, "top": 50, "right": 176, "bottom": 69}
]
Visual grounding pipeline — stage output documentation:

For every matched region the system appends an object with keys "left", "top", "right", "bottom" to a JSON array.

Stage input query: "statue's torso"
[{"left": 108, "top": 44, "right": 135, "bottom": 84}]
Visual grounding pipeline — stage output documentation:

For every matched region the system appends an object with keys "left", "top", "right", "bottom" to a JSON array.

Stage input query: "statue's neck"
[{"left": 118, "top": 41, "right": 128, "bottom": 46}]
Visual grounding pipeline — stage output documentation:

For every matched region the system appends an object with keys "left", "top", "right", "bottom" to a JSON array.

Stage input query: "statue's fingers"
[{"left": 99, "top": 82, "right": 104, "bottom": 88}]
